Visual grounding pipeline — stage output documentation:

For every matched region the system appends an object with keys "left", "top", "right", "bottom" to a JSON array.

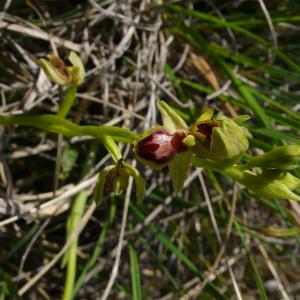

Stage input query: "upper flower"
[{"left": 40, "top": 51, "right": 86, "bottom": 86}]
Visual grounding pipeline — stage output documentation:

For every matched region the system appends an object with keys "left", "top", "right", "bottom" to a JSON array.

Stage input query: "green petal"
[
  {"left": 68, "top": 51, "right": 86, "bottom": 85},
  {"left": 157, "top": 100, "right": 188, "bottom": 132},
  {"left": 196, "top": 108, "right": 214, "bottom": 123},
  {"left": 182, "top": 135, "right": 196, "bottom": 147}
]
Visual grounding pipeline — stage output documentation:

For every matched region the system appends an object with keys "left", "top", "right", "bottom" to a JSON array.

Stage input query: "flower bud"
[
  {"left": 239, "top": 144, "right": 300, "bottom": 171},
  {"left": 134, "top": 127, "right": 187, "bottom": 169},
  {"left": 239, "top": 170, "right": 300, "bottom": 202},
  {"left": 261, "top": 170, "right": 300, "bottom": 190}
]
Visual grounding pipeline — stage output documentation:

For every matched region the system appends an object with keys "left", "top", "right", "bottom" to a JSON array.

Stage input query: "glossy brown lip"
[{"left": 136, "top": 129, "right": 187, "bottom": 164}]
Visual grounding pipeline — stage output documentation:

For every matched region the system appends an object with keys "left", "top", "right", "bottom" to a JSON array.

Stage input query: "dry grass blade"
[{"left": 0, "top": 21, "right": 80, "bottom": 51}]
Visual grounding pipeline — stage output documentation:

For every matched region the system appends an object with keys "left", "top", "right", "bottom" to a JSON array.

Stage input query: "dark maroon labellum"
[
  {"left": 136, "top": 129, "right": 187, "bottom": 164},
  {"left": 197, "top": 121, "right": 218, "bottom": 140}
]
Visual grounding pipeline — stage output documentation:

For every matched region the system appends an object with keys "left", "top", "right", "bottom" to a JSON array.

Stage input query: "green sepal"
[
  {"left": 68, "top": 51, "right": 86, "bottom": 86},
  {"left": 123, "top": 163, "right": 146, "bottom": 203},
  {"left": 157, "top": 100, "right": 188, "bottom": 132},
  {"left": 210, "top": 116, "right": 249, "bottom": 160},
  {"left": 168, "top": 152, "right": 192, "bottom": 192},
  {"left": 232, "top": 115, "right": 251, "bottom": 124},
  {"left": 40, "top": 57, "right": 69, "bottom": 86},
  {"left": 93, "top": 165, "right": 116, "bottom": 206},
  {"left": 39, "top": 51, "right": 86, "bottom": 87}
]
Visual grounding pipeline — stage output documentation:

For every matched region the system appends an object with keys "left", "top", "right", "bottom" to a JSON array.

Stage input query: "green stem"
[
  {"left": 191, "top": 156, "right": 227, "bottom": 171},
  {"left": 192, "top": 156, "right": 246, "bottom": 183},
  {"left": 222, "top": 166, "right": 246, "bottom": 183},
  {"left": 0, "top": 114, "right": 137, "bottom": 143},
  {"left": 58, "top": 86, "right": 77, "bottom": 118}
]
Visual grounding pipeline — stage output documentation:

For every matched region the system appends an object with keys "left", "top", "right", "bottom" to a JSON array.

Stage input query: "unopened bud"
[{"left": 239, "top": 145, "right": 300, "bottom": 171}]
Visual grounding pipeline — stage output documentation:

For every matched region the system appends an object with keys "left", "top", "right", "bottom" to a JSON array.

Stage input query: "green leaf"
[
  {"left": 103, "top": 135, "right": 122, "bottom": 163},
  {"left": 234, "top": 221, "right": 269, "bottom": 300}
]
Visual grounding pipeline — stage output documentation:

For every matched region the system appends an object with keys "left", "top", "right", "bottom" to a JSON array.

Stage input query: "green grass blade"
[{"left": 129, "top": 242, "right": 142, "bottom": 300}]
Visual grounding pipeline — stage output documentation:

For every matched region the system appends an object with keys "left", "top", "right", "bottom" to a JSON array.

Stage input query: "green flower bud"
[
  {"left": 239, "top": 145, "right": 300, "bottom": 171},
  {"left": 40, "top": 51, "right": 85, "bottom": 86},
  {"left": 190, "top": 112, "right": 249, "bottom": 162},
  {"left": 225, "top": 168, "right": 300, "bottom": 202},
  {"left": 250, "top": 171, "right": 300, "bottom": 202},
  {"left": 261, "top": 170, "right": 300, "bottom": 190}
]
